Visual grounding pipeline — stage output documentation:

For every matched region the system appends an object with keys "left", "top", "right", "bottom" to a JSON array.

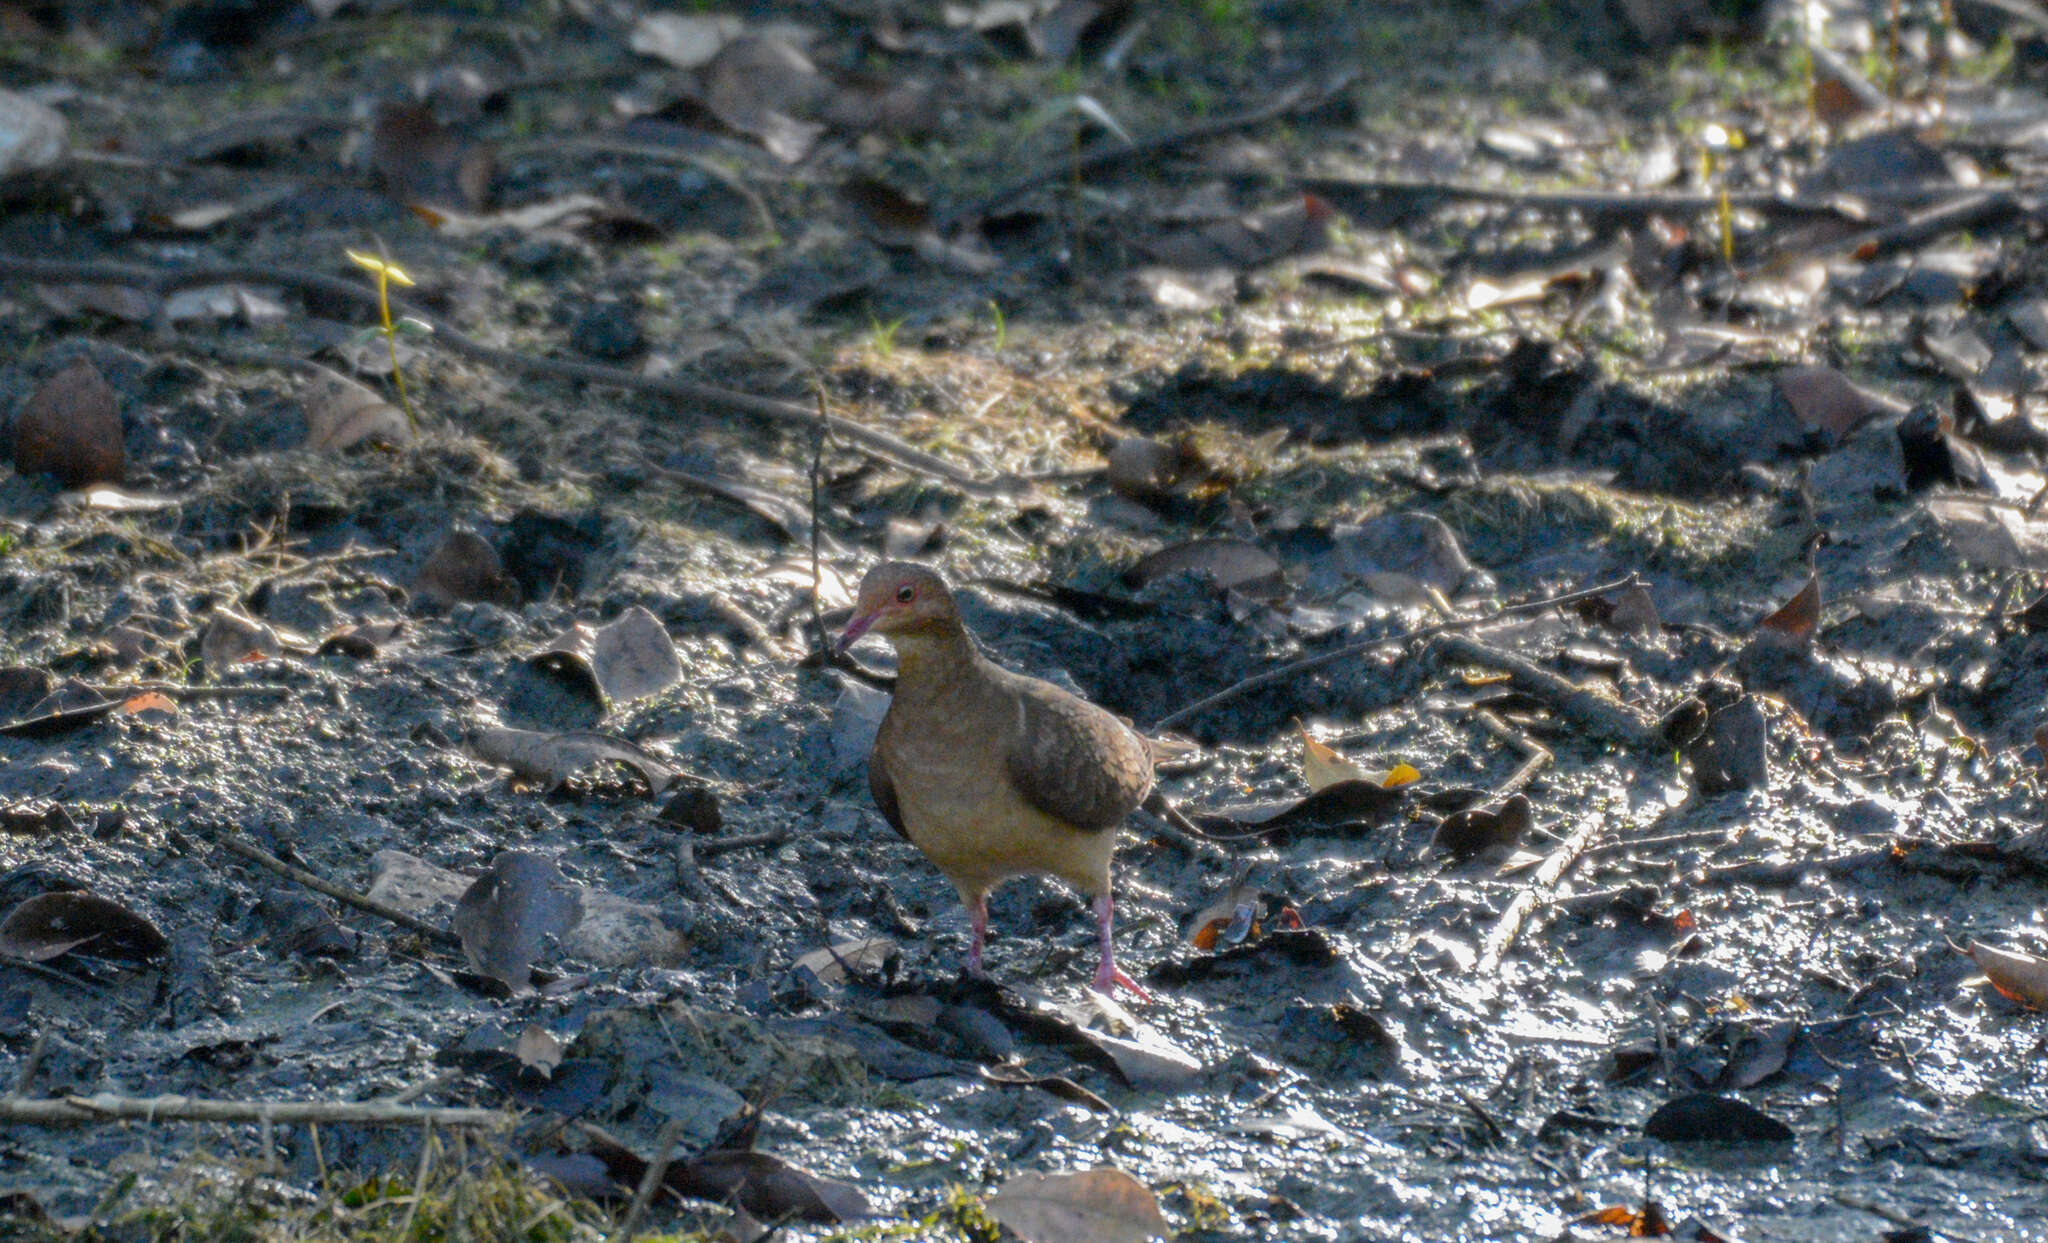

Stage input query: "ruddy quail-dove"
[{"left": 836, "top": 562, "right": 1152, "bottom": 996}]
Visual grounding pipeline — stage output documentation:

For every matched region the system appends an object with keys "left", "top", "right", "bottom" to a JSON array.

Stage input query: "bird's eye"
[{"left": 895, "top": 584, "right": 916, "bottom": 603}]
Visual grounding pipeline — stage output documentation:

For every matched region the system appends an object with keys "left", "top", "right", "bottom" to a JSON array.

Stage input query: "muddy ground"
[{"left": 3, "top": 0, "right": 2048, "bottom": 1239}]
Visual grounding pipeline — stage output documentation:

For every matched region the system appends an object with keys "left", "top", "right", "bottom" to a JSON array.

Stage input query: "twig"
[
  {"left": 0, "top": 256, "right": 1010, "bottom": 495},
  {"left": 693, "top": 828, "right": 793, "bottom": 858},
  {"left": 810, "top": 388, "right": 832, "bottom": 661},
  {"left": 0, "top": 1093, "right": 508, "bottom": 1128},
  {"left": 1474, "top": 809, "right": 1613, "bottom": 974},
  {"left": 610, "top": 1116, "right": 687, "bottom": 1243},
  {"left": 79, "top": 683, "right": 292, "bottom": 701},
  {"left": 1822, "top": 188, "right": 2025, "bottom": 259},
  {"left": 1434, "top": 634, "right": 1661, "bottom": 750},
  {"left": 1152, "top": 575, "right": 1637, "bottom": 732},
  {"left": 947, "top": 68, "right": 1358, "bottom": 226},
  {"left": 1135, "top": 791, "right": 1231, "bottom": 861},
  {"left": 213, "top": 833, "right": 462, "bottom": 949},
  {"left": 1471, "top": 711, "right": 1552, "bottom": 802}
]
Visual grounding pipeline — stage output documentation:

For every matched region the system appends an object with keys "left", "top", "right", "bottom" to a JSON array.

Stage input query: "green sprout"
[{"left": 346, "top": 248, "right": 423, "bottom": 430}]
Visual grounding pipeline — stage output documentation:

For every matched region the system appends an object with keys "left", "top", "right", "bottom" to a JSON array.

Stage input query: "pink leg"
[
  {"left": 965, "top": 892, "right": 989, "bottom": 978},
  {"left": 1092, "top": 891, "right": 1152, "bottom": 1001}
]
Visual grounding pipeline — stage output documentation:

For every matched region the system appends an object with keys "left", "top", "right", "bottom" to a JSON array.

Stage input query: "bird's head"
[{"left": 837, "top": 562, "right": 960, "bottom": 654}]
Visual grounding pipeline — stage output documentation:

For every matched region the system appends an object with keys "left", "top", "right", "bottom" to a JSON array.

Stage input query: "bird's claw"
[{"left": 1094, "top": 963, "right": 1153, "bottom": 1003}]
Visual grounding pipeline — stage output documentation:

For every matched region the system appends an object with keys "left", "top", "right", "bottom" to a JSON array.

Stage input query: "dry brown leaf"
[
  {"left": 1775, "top": 366, "right": 1899, "bottom": 439},
  {"left": 986, "top": 1168, "right": 1169, "bottom": 1243},
  {"left": 1962, "top": 939, "right": 2048, "bottom": 1009},
  {"left": 416, "top": 531, "right": 517, "bottom": 607},
  {"left": 12, "top": 360, "right": 122, "bottom": 489},
  {"left": 1756, "top": 575, "right": 1819, "bottom": 642}
]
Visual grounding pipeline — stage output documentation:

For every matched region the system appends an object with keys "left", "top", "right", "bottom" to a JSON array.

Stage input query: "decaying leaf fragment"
[{"left": 986, "top": 1168, "right": 1169, "bottom": 1243}]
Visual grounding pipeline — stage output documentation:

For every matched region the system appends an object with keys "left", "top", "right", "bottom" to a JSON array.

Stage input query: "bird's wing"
[
  {"left": 868, "top": 740, "right": 910, "bottom": 840},
  {"left": 1003, "top": 681, "right": 1153, "bottom": 832}
]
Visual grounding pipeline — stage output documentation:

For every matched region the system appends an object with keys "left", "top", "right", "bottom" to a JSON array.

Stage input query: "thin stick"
[
  {"left": 1471, "top": 711, "right": 1552, "bottom": 802},
  {"left": 1152, "top": 576, "right": 1637, "bottom": 732},
  {"left": 397, "top": 1122, "right": 438, "bottom": 1240},
  {"left": 79, "top": 683, "right": 292, "bottom": 701},
  {"left": 0, "top": 1094, "right": 509, "bottom": 1128},
  {"left": 693, "top": 828, "right": 792, "bottom": 858},
  {"left": 610, "top": 1116, "right": 687, "bottom": 1243},
  {"left": 0, "top": 256, "right": 1007, "bottom": 495},
  {"left": 810, "top": 388, "right": 831, "bottom": 661},
  {"left": 1474, "top": 809, "right": 1613, "bottom": 974},
  {"left": 213, "top": 833, "right": 462, "bottom": 948}
]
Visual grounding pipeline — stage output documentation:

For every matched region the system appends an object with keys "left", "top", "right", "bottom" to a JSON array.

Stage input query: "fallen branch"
[
  {"left": 1432, "top": 634, "right": 1661, "bottom": 750},
  {"left": 0, "top": 1093, "right": 508, "bottom": 1129},
  {"left": 0, "top": 255, "right": 1010, "bottom": 495},
  {"left": 213, "top": 833, "right": 462, "bottom": 949},
  {"left": 1152, "top": 575, "right": 1637, "bottom": 732}
]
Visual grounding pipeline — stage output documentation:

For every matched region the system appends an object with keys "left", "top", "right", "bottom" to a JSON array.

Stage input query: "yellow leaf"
[{"left": 1375, "top": 762, "right": 1422, "bottom": 788}]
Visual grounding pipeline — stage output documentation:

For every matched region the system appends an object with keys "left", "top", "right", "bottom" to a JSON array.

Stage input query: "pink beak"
[{"left": 835, "top": 609, "right": 881, "bottom": 656}]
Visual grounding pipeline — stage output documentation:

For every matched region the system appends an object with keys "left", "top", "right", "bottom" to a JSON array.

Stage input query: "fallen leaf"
[
  {"left": 986, "top": 1168, "right": 1169, "bottom": 1243},
  {"left": 1756, "top": 574, "right": 1819, "bottom": 641},
  {"left": 529, "top": 607, "right": 681, "bottom": 711},
  {"left": 1296, "top": 720, "right": 1371, "bottom": 792},
  {"left": 1929, "top": 499, "right": 2048, "bottom": 571},
  {"left": 1641, "top": 1093, "right": 1793, "bottom": 1144},
  {"left": 978, "top": 1060, "right": 1113, "bottom": 1112},
  {"left": 465, "top": 724, "right": 679, "bottom": 795},
  {"left": 1432, "top": 793, "right": 1532, "bottom": 861},
  {"left": 1122, "top": 539, "right": 1281, "bottom": 594},
  {"left": 792, "top": 936, "right": 896, "bottom": 986},
  {"left": 1961, "top": 939, "right": 2048, "bottom": 1009},
  {"left": 416, "top": 531, "right": 518, "bottom": 607},
  {"left": 629, "top": 11, "right": 746, "bottom": 69},
  {"left": 0, "top": 87, "right": 66, "bottom": 178},
  {"left": 0, "top": 891, "right": 169, "bottom": 962},
  {"left": 1775, "top": 365, "right": 1900, "bottom": 440},
  {"left": 12, "top": 360, "right": 122, "bottom": 488},
  {"left": 515, "top": 1024, "right": 566, "bottom": 1078},
  {"left": 302, "top": 365, "right": 413, "bottom": 452},
  {"left": 450, "top": 851, "right": 585, "bottom": 993}
]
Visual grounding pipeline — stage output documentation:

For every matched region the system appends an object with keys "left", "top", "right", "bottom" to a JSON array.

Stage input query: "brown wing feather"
[
  {"left": 1002, "top": 677, "right": 1153, "bottom": 832},
  {"left": 868, "top": 743, "right": 910, "bottom": 841}
]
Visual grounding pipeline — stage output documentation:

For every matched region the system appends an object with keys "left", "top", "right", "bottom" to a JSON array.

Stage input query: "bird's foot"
[{"left": 1093, "top": 961, "right": 1153, "bottom": 1003}]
